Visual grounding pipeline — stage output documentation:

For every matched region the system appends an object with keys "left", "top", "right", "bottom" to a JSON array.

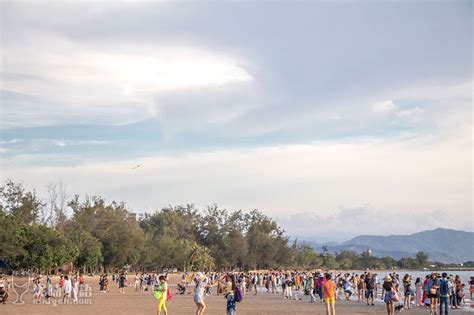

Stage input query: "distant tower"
[{"left": 367, "top": 249, "right": 372, "bottom": 257}]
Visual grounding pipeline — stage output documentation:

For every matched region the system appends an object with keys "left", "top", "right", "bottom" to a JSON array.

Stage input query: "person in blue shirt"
[{"left": 438, "top": 273, "right": 450, "bottom": 315}]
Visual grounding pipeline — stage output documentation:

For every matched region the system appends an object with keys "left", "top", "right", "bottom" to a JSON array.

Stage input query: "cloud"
[
  {"left": 396, "top": 106, "right": 424, "bottom": 118},
  {"left": 49, "top": 139, "right": 113, "bottom": 147},
  {"left": 1, "top": 33, "right": 255, "bottom": 128},
  {"left": 0, "top": 139, "right": 23, "bottom": 145},
  {"left": 373, "top": 100, "right": 395, "bottom": 113},
  {"left": 277, "top": 205, "right": 472, "bottom": 242},
  {"left": 1, "top": 133, "right": 471, "bottom": 234}
]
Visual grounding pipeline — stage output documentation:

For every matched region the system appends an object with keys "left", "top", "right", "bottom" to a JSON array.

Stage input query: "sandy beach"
[{"left": 2, "top": 275, "right": 472, "bottom": 315}]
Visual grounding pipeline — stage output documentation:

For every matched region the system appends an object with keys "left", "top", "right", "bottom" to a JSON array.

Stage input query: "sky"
[{"left": 0, "top": 1, "right": 472, "bottom": 242}]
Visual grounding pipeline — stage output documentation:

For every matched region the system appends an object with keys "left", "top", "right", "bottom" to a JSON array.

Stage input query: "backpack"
[
  {"left": 439, "top": 279, "right": 449, "bottom": 297},
  {"left": 234, "top": 286, "right": 243, "bottom": 302}
]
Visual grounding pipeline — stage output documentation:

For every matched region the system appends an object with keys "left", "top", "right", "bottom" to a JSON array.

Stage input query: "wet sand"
[{"left": 2, "top": 275, "right": 471, "bottom": 314}]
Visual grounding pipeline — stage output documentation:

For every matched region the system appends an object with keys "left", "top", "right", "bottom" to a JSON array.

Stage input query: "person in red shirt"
[{"left": 323, "top": 273, "right": 336, "bottom": 315}]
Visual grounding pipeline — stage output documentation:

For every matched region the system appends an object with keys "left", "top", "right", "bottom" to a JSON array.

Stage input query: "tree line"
[{"left": 0, "top": 180, "right": 432, "bottom": 274}]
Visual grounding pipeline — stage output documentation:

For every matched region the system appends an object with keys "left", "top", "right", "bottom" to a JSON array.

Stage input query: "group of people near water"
[
  {"left": 148, "top": 270, "right": 473, "bottom": 315},
  {"left": 0, "top": 270, "right": 473, "bottom": 315}
]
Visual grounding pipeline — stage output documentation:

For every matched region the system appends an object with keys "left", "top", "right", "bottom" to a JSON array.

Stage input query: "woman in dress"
[
  {"left": 415, "top": 277, "right": 423, "bottom": 307},
  {"left": 71, "top": 275, "right": 79, "bottom": 303}
]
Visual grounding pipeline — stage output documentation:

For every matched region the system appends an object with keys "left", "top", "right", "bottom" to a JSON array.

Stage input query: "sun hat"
[{"left": 384, "top": 275, "right": 392, "bottom": 282}]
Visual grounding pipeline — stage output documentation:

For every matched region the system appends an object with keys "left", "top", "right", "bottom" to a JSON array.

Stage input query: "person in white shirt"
[{"left": 63, "top": 275, "right": 72, "bottom": 304}]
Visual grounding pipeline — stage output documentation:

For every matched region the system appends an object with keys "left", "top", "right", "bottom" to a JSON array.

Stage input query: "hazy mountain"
[{"left": 305, "top": 228, "right": 474, "bottom": 264}]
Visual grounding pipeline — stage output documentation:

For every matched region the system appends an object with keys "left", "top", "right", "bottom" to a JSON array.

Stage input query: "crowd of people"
[
  {"left": 151, "top": 270, "right": 473, "bottom": 315},
  {"left": 31, "top": 273, "right": 86, "bottom": 304},
  {"left": 0, "top": 269, "right": 472, "bottom": 315}
]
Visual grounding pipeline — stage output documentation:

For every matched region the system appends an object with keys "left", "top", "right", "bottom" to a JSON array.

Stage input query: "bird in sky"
[{"left": 132, "top": 165, "right": 141, "bottom": 170}]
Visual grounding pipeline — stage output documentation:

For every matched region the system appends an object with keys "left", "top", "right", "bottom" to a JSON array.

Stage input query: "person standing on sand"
[
  {"left": 154, "top": 275, "right": 168, "bottom": 315},
  {"left": 438, "top": 273, "right": 450, "bottom": 315},
  {"left": 453, "top": 275, "right": 461, "bottom": 309},
  {"left": 323, "top": 273, "right": 336, "bottom": 315},
  {"left": 423, "top": 275, "right": 430, "bottom": 306},
  {"left": 317, "top": 274, "right": 324, "bottom": 302},
  {"left": 309, "top": 275, "right": 317, "bottom": 302},
  {"left": 224, "top": 274, "right": 237, "bottom": 315},
  {"left": 71, "top": 275, "right": 79, "bottom": 304},
  {"left": 365, "top": 272, "right": 375, "bottom": 306},
  {"left": 63, "top": 275, "right": 71, "bottom": 304},
  {"left": 383, "top": 275, "right": 395, "bottom": 315},
  {"left": 118, "top": 271, "right": 126, "bottom": 294},
  {"left": 470, "top": 276, "right": 474, "bottom": 302},
  {"left": 357, "top": 274, "right": 365, "bottom": 303},
  {"left": 427, "top": 273, "right": 439, "bottom": 315},
  {"left": 403, "top": 274, "right": 412, "bottom": 309},
  {"left": 194, "top": 273, "right": 208, "bottom": 315},
  {"left": 415, "top": 277, "right": 423, "bottom": 306}
]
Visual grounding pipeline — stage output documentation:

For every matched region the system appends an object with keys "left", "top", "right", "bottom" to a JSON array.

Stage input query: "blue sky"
[{"left": 0, "top": 1, "right": 472, "bottom": 241}]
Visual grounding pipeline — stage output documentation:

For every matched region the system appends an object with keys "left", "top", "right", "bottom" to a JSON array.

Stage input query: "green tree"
[
  {"left": 415, "top": 251, "right": 429, "bottom": 267},
  {"left": 0, "top": 180, "right": 43, "bottom": 224},
  {"left": 296, "top": 244, "right": 321, "bottom": 268}
]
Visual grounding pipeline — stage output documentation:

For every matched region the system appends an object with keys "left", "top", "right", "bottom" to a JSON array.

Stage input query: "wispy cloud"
[
  {"left": 48, "top": 139, "right": 113, "bottom": 147},
  {"left": 373, "top": 100, "right": 395, "bottom": 113},
  {"left": 0, "top": 139, "right": 23, "bottom": 145},
  {"left": 396, "top": 106, "right": 424, "bottom": 118},
  {"left": 2, "top": 132, "right": 470, "bottom": 224},
  {"left": 1, "top": 32, "right": 255, "bottom": 129}
]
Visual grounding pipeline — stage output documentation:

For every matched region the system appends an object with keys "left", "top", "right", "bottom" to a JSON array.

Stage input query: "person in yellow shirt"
[
  {"left": 154, "top": 275, "right": 168, "bottom": 315},
  {"left": 323, "top": 273, "right": 336, "bottom": 315}
]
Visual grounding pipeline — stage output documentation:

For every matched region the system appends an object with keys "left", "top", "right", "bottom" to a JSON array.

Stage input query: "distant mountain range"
[{"left": 304, "top": 228, "right": 474, "bottom": 264}]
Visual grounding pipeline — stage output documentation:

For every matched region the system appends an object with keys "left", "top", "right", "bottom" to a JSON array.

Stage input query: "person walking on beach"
[
  {"left": 438, "top": 273, "right": 449, "bottom": 315},
  {"left": 470, "top": 276, "right": 474, "bottom": 302},
  {"left": 452, "top": 275, "right": 461, "bottom": 309},
  {"left": 284, "top": 274, "right": 293, "bottom": 299},
  {"left": 317, "top": 274, "right": 324, "bottom": 302},
  {"left": 415, "top": 277, "right": 423, "bottom": 307},
  {"left": 33, "top": 276, "right": 44, "bottom": 304},
  {"left": 403, "top": 274, "right": 412, "bottom": 309},
  {"left": 79, "top": 273, "right": 85, "bottom": 290},
  {"left": 382, "top": 275, "right": 395, "bottom": 315},
  {"left": 323, "top": 273, "right": 336, "bottom": 315},
  {"left": 423, "top": 275, "right": 430, "bottom": 306},
  {"left": 63, "top": 275, "right": 71, "bottom": 304},
  {"left": 118, "top": 271, "right": 126, "bottom": 294},
  {"left": 194, "top": 273, "right": 208, "bottom": 315},
  {"left": 71, "top": 275, "right": 79, "bottom": 304},
  {"left": 357, "top": 274, "right": 365, "bottom": 303},
  {"left": 224, "top": 274, "right": 237, "bottom": 315},
  {"left": 154, "top": 275, "right": 168, "bottom": 315},
  {"left": 365, "top": 272, "right": 375, "bottom": 306},
  {"left": 427, "top": 273, "right": 439, "bottom": 315}
]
